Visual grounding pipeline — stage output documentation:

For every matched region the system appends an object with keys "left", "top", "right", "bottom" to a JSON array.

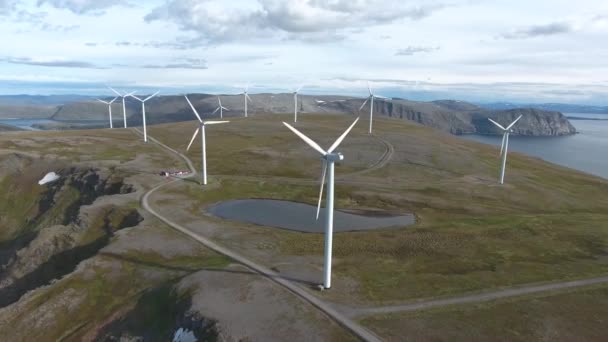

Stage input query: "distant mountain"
[
  {"left": 480, "top": 102, "right": 608, "bottom": 114},
  {"left": 48, "top": 94, "right": 576, "bottom": 136},
  {"left": 0, "top": 95, "right": 95, "bottom": 106}
]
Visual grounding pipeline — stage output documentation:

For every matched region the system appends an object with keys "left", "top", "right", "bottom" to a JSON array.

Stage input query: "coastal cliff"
[{"left": 47, "top": 94, "right": 577, "bottom": 136}]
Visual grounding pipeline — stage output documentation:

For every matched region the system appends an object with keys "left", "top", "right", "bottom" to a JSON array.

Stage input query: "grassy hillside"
[
  {"left": 148, "top": 114, "right": 608, "bottom": 304},
  {"left": 0, "top": 114, "right": 605, "bottom": 340},
  {"left": 363, "top": 283, "right": 608, "bottom": 341}
]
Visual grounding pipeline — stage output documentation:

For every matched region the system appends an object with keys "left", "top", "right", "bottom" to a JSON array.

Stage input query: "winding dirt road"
[
  {"left": 135, "top": 127, "right": 608, "bottom": 339},
  {"left": 135, "top": 128, "right": 383, "bottom": 342}
]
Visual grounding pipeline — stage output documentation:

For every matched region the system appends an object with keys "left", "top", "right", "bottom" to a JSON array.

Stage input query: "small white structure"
[{"left": 38, "top": 172, "right": 60, "bottom": 185}]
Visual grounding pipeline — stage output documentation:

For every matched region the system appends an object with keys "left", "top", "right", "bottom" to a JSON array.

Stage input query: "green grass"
[
  {"left": 361, "top": 283, "right": 608, "bottom": 342},
  {"left": 2, "top": 113, "right": 608, "bottom": 339},
  {"left": 148, "top": 114, "right": 608, "bottom": 304}
]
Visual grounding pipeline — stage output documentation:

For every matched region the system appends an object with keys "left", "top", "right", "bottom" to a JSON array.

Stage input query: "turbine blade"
[
  {"left": 144, "top": 91, "right": 160, "bottom": 102},
  {"left": 328, "top": 117, "right": 360, "bottom": 153},
  {"left": 186, "top": 127, "right": 200, "bottom": 151},
  {"left": 108, "top": 86, "right": 122, "bottom": 96},
  {"left": 282, "top": 122, "right": 327, "bottom": 156},
  {"left": 246, "top": 94, "right": 252, "bottom": 102},
  {"left": 506, "top": 115, "right": 523, "bottom": 130},
  {"left": 204, "top": 120, "right": 230, "bottom": 125},
  {"left": 316, "top": 160, "right": 327, "bottom": 220},
  {"left": 222, "top": 107, "right": 229, "bottom": 111},
  {"left": 125, "top": 91, "right": 137, "bottom": 97},
  {"left": 359, "top": 98, "right": 369, "bottom": 111},
  {"left": 130, "top": 94, "right": 143, "bottom": 102},
  {"left": 184, "top": 95, "right": 203, "bottom": 122},
  {"left": 97, "top": 99, "right": 109, "bottom": 104},
  {"left": 110, "top": 97, "right": 118, "bottom": 104},
  {"left": 500, "top": 133, "right": 506, "bottom": 156},
  {"left": 488, "top": 118, "right": 506, "bottom": 131},
  {"left": 296, "top": 85, "right": 303, "bottom": 92},
  {"left": 218, "top": 97, "right": 222, "bottom": 106},
  {"left": 211, "top": 107, "right": 220, "bottom": 115}
]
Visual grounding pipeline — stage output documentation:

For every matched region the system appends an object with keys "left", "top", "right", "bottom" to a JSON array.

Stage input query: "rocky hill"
[{"left": 48, "top": 93, "right": 577, "bottom": 136}]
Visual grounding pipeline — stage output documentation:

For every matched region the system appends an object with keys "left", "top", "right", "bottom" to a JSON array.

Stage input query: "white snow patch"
[
  {"left": 173, "top": 328, "right": 197, "bottom": 342},
  {"left": 38, "top": 172, "right": 60, "bottom": 185}
]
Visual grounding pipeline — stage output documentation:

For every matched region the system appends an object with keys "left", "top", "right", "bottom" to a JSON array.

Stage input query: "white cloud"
[
  {"left": 0, "top": 0, "right": 606, "bottom": 105},
  {"left": 0, "top": 0, "right": 16, "bottom": 15},
  {"left": 395, "top": 46, "right": 440, "bottom": 56},
  {"left": 144, "top": 0, "right": 450, "bottom": 44},
  {"left": 499, "top": 22, "right": 573, "bottom": 39},
  {"left": 36, "top": 0, "right": 126, "bottom": 15}
]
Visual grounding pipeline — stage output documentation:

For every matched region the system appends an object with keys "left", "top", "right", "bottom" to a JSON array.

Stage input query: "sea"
[{"left": 461, "top": 113, "right": 608, "bottom": 179}]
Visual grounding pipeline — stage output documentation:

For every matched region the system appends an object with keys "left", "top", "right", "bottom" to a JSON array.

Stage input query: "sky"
[{"left": 0, "top": 0, "right": 607, "bottom": 104}]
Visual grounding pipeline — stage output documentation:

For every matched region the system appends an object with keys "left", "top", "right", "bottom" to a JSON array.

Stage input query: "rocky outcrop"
[
  {"left": 95, "top": 284, "right": 219, "bottom": 341},
  {"left": 472, "top": 109, "right": 576, "bottom": 136},
  {"left": 0, "top": 166, "right": 140, "bottom": 308}
]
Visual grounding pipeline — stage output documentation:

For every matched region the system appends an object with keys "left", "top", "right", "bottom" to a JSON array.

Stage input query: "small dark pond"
[{"left": 207, "top": 199, "right": 416, "bottom": 233}]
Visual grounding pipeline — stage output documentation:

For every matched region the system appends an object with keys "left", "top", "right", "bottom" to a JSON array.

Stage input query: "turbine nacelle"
[{"left": 323, "top": 153, "right": 344, "bottom": 163}]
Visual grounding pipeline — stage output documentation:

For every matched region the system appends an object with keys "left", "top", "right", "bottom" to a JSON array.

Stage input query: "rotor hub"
[{"left": 324, "top": 153, "right": 344, "bottom": 162}]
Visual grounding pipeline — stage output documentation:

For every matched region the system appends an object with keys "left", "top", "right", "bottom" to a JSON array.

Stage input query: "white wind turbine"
[
  {"left": 130, "top": 91, "right": 159, "bottom": 143},
  {"left": 184, "top": 95, "right": 229, "bottom": 186},
  {"left": 216, "top": 96, "right": 229, "bottom": 119},
  {"left": 97, "top": 97, "right": 118, "bottom": 128},
  {"left": 293, "top": 86, "right": 303, "bottom": 122},
  {"left": 488, "top": 115, "right": 523, "bottom": 185},
  {"left": 283, "top": 117, "right": 360, "bottom": 289},
  {"left": 359, "top": 82, "right": 390, "bottom": 135},
  {"left": 242, "top": 86, "right": 252, "bottom": 117},
  {"left": 108, "top": 87, "right": 136, "bottom": 128}
]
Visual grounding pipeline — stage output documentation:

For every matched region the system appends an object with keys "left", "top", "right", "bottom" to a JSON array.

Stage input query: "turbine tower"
[
  {"left": 130, "top": 91, "right": 159, "bottom": 143},
  {"left": 293, "top": 86, "right": 303, "bottom": 123},
  {"left": 242, "top": 86, "right": 252, "bottom": 117},
  {"left": 184, "top": 95, "right": 229, "bottom": 186},
  {"left": 108, "top": 87, "right": 136, "bottom": 128},
  {"left": 359, "top": 82, "right": 390, "bottom": 135},
  {"left": 97, "top": 97, "right": 118, "bottom": 128},
  {"left": 216, "top": 96, "right": 229, "bottom": 119},
  {"left": 488, "top": 115, "right": 523, "bottom": 184},
  {"left": 283, "top": 117, "right": 360, "bottom": 289}
]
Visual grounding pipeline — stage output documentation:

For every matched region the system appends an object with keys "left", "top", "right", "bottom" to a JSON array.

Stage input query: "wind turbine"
[
  {"left": 242, "top": 86, "right": 252, "bottom": 117},
  {"left": 359, "top": 83, "right": 390, "bottom": 135},
  {"left": 488, "top": 115, "right": 523, "bottom": 185},
  {"left": 184, "top": 95, "right": 229, "bottom": 186},
  {"left": 283, "top": 117, "right": 360, "bottom": 289},
  {"left": 293, "top": 86, "right": 303, "bottom": 122},
  {"left": 108, "top": 87, "right": 136, "bottom": 128},
  {"left": 97, "top": 97, "right": 118, "bottom": 128},
  {"left": 216, "top": 96, "right": 229, "bottom": 119},
  {"left": 130, "top": 91, "right": 159, "bottom": 143}
]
